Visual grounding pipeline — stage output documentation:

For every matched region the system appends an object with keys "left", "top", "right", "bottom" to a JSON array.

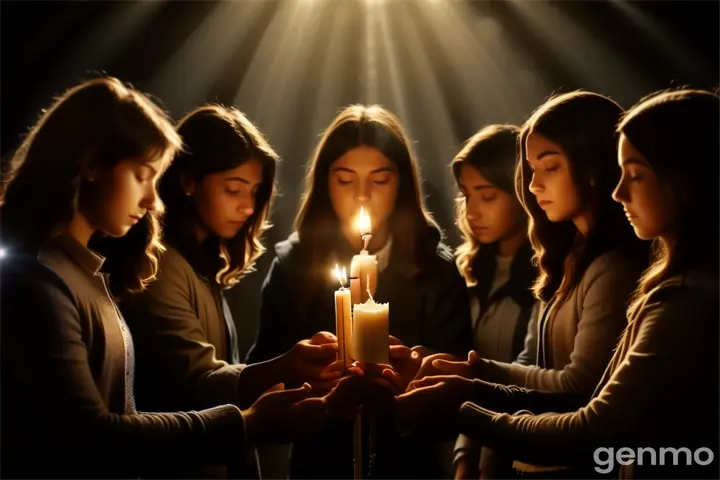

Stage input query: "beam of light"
[
  {"left": 363, "top": 0, "right": 380, "bottom": 103},
  {"left": 375, "top": 0, "right": 411, "bottom": 125},
  {"left": 415, "top": 0, "right": 546, "bottom": 127},
  {"left": 233, "top": 1, "right": 325, "bottom": 157},
  {"left": 388, "top": 0, "right": 459, "bottom": 204},
  {"left": 53, "top": 2, "right": 163, "bottom": 83},
  {"left": 148, "top": 2, "right": 265, "bottom": 116},
  {"left": 506, "top": 0, "right": 653, "bottom": 102},
  {"left": 609, "top": 0, "right": 713, "bottom": 83}
]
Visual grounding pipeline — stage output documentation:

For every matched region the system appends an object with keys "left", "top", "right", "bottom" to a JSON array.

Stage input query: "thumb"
[
  {"left": 468, "top": 350, "right": 480, "bottom": 364},
  {"left": 389, "top": 335, "right": 404, "bottom": 346},
  {"left": 310, "top": 331, "right": 337, "bottom": 345},
  {"left": 432, "top": 358, "right": 470, "bottom": 375},
  {"left": 389, "top": 344, "right": 412, "bottom": 359},
  {"left": 265, "top": 383, "right": 285, "bottom": 394}
]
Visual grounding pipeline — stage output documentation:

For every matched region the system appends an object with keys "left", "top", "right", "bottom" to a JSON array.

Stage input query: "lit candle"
[
  {"left": 350, "top": 207, "right": 378, "bottom": 305},
  {"left": 353, "top": 292, "right": 389, "bottom": 365},
  {"left": 333, "top": 265, "right": 353, "bottom": 365}
]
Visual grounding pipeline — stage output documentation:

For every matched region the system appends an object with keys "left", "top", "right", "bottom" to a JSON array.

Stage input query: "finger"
[
  {"left": 299, "top": 342, "right": 339, "bottom": 359},
  {"left": 265, "top": 382, "right": 312, "bottom": 405},
  {"left": 468, "top": 350, "right": 480, "bottom": 364},
  {"left": 317, "top": 369, "right": 344, "bottom": 381},
  {"left": 432, "top": 359, "right": 471, "bottom": 376},
  {"left": 264, "top": 383, "right": 285, "bottom": 394},
  {"left": 411, "top": 345, "right": 432, "bottom": 359},
  {"left": 389, "top": 335, "right": 404, "bottom": 346},
  {"left": 389, "top": 345, "right": 412, "bottom": 359},
  {"left": 310, "top": 331, "right": 337, "bottom": 345},
  {"left": 407, "top": 375, "right": 451, "bottom": 391},
  {"left": 322, "top": 359, "right": 346, "bottom": 373},
  {"left": 309, "top": 379, "right": 341, "bottom": 394},
  {"left": 381, "top": 368, "right": 406, "bottom": 393},
  {"left": 354, "top": 361, "right": 392, "bottom": 376}
]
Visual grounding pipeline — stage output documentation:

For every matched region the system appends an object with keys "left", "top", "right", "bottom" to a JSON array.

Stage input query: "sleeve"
[
  {"left": 245, "top": 256, "right": 298, "bottom": 365},
  {"left": 125, "top": 253, "right": 246, "bottom": 410},
  {"left": 2, "top": 267, "right": 246, "bottom": 469},
  {"left": 481, "top": 257, "right": 637, "bottom": 394},
  {"left": 456, "top": 288, "right": 716, "bottom": 466},
  {"left": 424, "top": 262, "right": 474, "bottom": 357},
  {"left": 513, "top": 302, "right": 540, "bottom": 366},
  {"left": 468, "top": 378, "right": 586, "bottom": 415}
]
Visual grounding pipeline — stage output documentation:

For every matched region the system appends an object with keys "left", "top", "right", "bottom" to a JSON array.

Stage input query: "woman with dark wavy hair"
[
  {"left": 122, "top": 105, "right": 340, "bottom": 478},
  {"left": 246, "top": 104, "right": 472, "bottom": 479},
  {"left": 0, "top": 79, "right": 329, "bottom": 479},
  {"left": 452, "top": 89, "right": 719, "bottom": 479}
]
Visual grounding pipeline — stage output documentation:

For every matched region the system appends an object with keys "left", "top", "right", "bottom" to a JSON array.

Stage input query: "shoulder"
[
  {"left": 645, "top": 270, "right": 718, "bottom": 308},
  {"left": 1, "top": 255, "right": 77, "bottom": 314},
  {"left": 581, "top": 249, "right": 643, "bottom": 288},
  {"left": 157, "top": 247, "right": 194, "bottom": 277}
]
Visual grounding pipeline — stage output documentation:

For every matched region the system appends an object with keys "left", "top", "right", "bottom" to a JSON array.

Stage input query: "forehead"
[
  {"left": 219, "top": 158, "right": 263, "bottom": 176},
  {"left": 458, "top": 163, "right": 494, "bottom": 187},
  {"left": 525, "top": 132, "right": 563, "bottom": 158},
  {"left": 333, "top": 146, "right": 394, "bottom": 172}
]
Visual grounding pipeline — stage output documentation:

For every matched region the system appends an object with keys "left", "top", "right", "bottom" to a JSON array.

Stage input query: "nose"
[
  {"left": 528, "top": 172, "right": 543, "bottom": 195},
  {"left": 238, "top": 192, "right": 255, "bottom": 217},
  {"left": 355, "top": 180, "right": 370, "bottom": 204},
  {"left": 141, "top": 186, "right": 161, "bottom": 213},
  {"left": 612, "top": 177, "right": 627, "bottom": 204}
]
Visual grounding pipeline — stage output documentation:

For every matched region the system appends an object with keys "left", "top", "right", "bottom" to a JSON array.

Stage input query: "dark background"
[{"left": 2, "top": 0, "right": 718, "bottom": 361}]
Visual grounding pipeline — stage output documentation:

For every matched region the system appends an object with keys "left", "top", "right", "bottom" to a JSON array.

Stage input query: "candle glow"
[{"left": 357, "top": 206, "right": 372, "bottom": 237}]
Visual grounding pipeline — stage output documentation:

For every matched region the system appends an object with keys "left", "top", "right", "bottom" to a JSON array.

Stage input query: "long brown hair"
[
  {"left": 295, "top": 104, "right": 440, "bottom": 275},
  {"left": 160, "top": 105, "right": 278, "bottom": 288},
  {"left": 1, "top": 77, "right": 181, "bottom": 296},
  {"left": 452, "top": 124, "right": 524, "bottom": 286},
  {"left": 620, "top": 89, "right": 719, "bottom": 317},
  {"left": 516, "top": 91, "right": 646, "bottom": 304}
]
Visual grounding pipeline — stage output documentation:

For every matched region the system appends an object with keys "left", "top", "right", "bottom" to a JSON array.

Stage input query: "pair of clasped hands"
[{"left": 243, "top": 331, "right": 481, "bottom": 444}]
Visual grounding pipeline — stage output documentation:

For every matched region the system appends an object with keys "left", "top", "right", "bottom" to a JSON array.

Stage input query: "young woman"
[
  {"left": 450, "top": 89, "right": 719, "bottom": 479},
  {"left": 451, "top": 124, "right": 539, "bottom": 478},
  {"left": 246, "top": 104, "right": 473, "bottom": 478},
  {"left": 399, "top": 91, "right": 649, "bottom": 477},
  {"left": 121, "top": 104, "right": 340, "bottom": 478},
  {"left": 0, "top": 78, "right": 329, "bottom": 479}
]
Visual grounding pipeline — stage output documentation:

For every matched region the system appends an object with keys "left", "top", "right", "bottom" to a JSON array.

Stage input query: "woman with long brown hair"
[
  {"left": 121, "top": 104, "right": 340, "bottom": 478},
  {"left": 0, "top": 78, "right": 330, "bottom": 479},
  {"left": 246, "top": 104, "right": 473, "bottom": 478}
]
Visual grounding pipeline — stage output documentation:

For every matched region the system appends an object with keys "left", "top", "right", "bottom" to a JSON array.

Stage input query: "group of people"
[{"left": 0, "top": 75, "right": 717, "bottom": 480}]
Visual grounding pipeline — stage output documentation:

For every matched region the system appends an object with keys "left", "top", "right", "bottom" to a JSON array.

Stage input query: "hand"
[
  {"left": 388, "top": 335, "right": 432, "bottom": 391},
  {"left": 324, "top": 362, "right": 403, "bottom": 418},
  {"left": 410, "top": 350, "right": 480, "bottom": 389},
  {"left": 243, "top": 383, "right": 327, "bottom": 444},
  {"left": 283, "top": 331, "right": 341, "bottom": 387},
  {"left": 455, "top": 456, "right": 481, "bottom": 480},
  {"left": 395, "top": 375, "right": 474, "bottom": 428}
]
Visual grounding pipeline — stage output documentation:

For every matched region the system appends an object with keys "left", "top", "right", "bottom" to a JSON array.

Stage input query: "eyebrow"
[
  {"left": 459, "top": 183, "right": 495, "bottom": 191},
  {"left": 622, "top": 157, "right": 648, "bottom": 167},
  {"left": 225, "top": 176, "right": 251, "bottom": 185},
  {"left": 333, "top": 166, "right": 393, "bottom": 174},
  {"left": 536, "top": 150, "right": 561, "bottom": 161},
  {"left": 141, "top": 162, "right": 160, "bottom": 176}
]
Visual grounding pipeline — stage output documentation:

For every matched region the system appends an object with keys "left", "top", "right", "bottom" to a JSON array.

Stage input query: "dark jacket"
[
  {"left": 458, "top": 270, "right": 720, "bottom": 479},
  {"left": 246, "top": 228, "right": 473, "bottom": 479},
  {"left": 246, "top": 229, "right": 472, "bottom": 364},
  {"left": 0, "top": 235, "right": 245, "bottom": 479},
  {"left": 122, "top": 245, "right": 256, "bottom": 479}
]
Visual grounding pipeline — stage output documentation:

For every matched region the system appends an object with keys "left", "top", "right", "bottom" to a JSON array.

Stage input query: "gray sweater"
[{"left": 459, "top": 270, "right": 719, "bottom": 478}]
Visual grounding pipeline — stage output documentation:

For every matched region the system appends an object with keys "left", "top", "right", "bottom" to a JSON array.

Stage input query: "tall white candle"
[
  {"left": 333, "top": 265, "right": 353, "bottom": 365},
  {"left": 353, "top": 297, "right": 389, "bottom": 365}
]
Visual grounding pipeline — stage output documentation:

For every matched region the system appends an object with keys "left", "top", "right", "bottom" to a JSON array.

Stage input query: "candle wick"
[{"left": 362, "top": 233, "right": 372, "bottom": 252}]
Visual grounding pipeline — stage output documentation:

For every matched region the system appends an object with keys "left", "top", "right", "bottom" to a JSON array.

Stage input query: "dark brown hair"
[
  {"left": 451, "top": 124, "right": 524, "bottom": 285},
  {"left": 619, "top": 89, "right": 719, "bottom": 317},
  {"left": 295, "top": 104, "right": 440, "bottom": 274},
  {"left": 160, "top": 105, "right": 278, "bottom": 288},
  {"left": 516, "top": 91, "right": 647, "bottom": 304},
  {"left": 1, "top": 77, "right": 181, "bottom": 296}
]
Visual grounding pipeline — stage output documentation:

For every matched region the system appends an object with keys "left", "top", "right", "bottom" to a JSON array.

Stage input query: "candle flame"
[
  {"left": 333, "top": 264, "right": 347, "bottom": 288},
  {"left": 356, "top": 207, "right": 372, "bottom": 236}
]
